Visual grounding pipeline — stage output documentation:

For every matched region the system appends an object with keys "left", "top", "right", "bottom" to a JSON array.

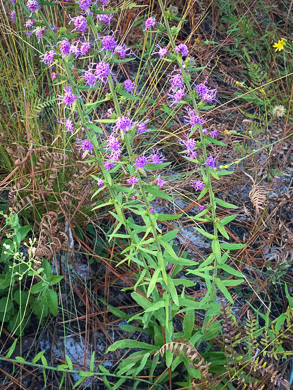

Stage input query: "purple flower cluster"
[
  {"left": 137, "top": 119, "right": 150, "bottom": 135},
  {"left": 101, "top": 35, "right": 116, "bottom": 51},
  {"left": 27, "top": 0, "right": 39, "bottom": 14},
  {"left": 93, "top": 61, "right": 111, "bottom": 83},
  {"left": 169, "top": 72, "right": 184, "bottom": 91},
  {"left": 58, "top": 86, "right": 78, "bottom": 107},
  {"left": 156, "top": 175, "right": 167, "bottom": 188},
  {"left": 83, "top": 70, "right": 96, "bottom": 86},
  {"left": 175, "top": 44, "right": 189, "bottom": 57},
  {"left": 77, "top": 139, "right": 93, "bottom": 158},
  {"left": 128, "top": 176, "right": 139, "bottom": 188},
  {"left": 114, "top": 116, "right": 132, "bottom": 133},
  {"left": 144, "top": 17, "right": 156, "bottom": 30},
  {"left": 40, "top": 49, "right": 56, "bottom": 65},
  {"left": 195, "top": 80, "right": 217, "bottom": 103},
  {"left": 191, "top": 180, "right": 205, "bottom": 191},
  {"left": 61, "top": 118, "right": 75, "bottom": 133},
  {"left": 168, "top": 88, "right": 185, "bottom": 105},
  {"left": 76, "top": 0, "right": 92, "bottom": 11},
  {"left": 153, "top": 45, "right": 168, "bottom": 57},
  {"left": 70, "top": 15, "right": 88, "bottom": 33},
  {"left": 203, "top": 154, "right": 218, "bottom": 169},
  {"left": 97, "top": 13, "right": 114, "bottom": 24},
  {"left": 184, "top": 107, "right": 205, "bottom": 129},
  {"left": 123, "top": 79, "right": 136, "bottom": 93},
  {"left": 114, "top": 44, "right": 132, "bottom": 59},
  {"left": 179, "top": 136, "right": 197, "bottom": 159},
  {"left": 148, "top": 149, "right": 166, "bottom": 165}
]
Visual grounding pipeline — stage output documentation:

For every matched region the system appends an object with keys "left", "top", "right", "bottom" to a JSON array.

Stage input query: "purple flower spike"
[
  {"left": 61, "top": 117, "right": 75, "bottom": 133},
  {"left": 83, "top": 70, "right": 96, "bottom": 86},
  {"left": 144, "top": 17, "right": 156, "bottom": 30},
  {"left": 134, "top": 154, "right": 148, "bottom": 172},
  {"left": 101, "top": 35, "right": 116, "bottom": 51},
  {"left": 98, "top": 180, "right": 104, "bottom": 188},
  {"left": 168, "top": 88, "right": 185, "bottom": 105},
  {"left": 76, "top": 0, "right": 92, "bottom": 11},
  {"left": 59, "top": 86, "right": 78, "bottom": 107},
  {"left": 153, "top": 44, "right": 168, "bottom": 57},
  {"left": 175, "top": 43, "right": 189, "bottom": 57},
  {"left": 156, "top": 175, "right": 167, "bottom": 188},
  {"left": 27, "top": 0, "right": 39, "bottom": 14},
  {"left": 106, "top": 134, "right": 121, "bottom": 152},
  {"left": 191, "top": 180, "right": 205, "bottom": 191},
  {"left": 93, "top": 61, "right": 111, "bottom": 83},
  {"left": 104, "top": 160, "right": 115, "bottom": 170},
  {"left": 137, "top": 119, "right": 150, "bottom": 135},
  {"left": 210, "top": 129, "right": 218, "bottom": 138},
  {"left": 114, "top": 116, "right": 132, "bottom": 133},
  {"left": 70, "top": 15, "right": 88, "bottom": 32},
  {"left": 77, "top": 139, "right": 93, "bottom": 158},
  {"left": 97, "top": 13, "right": 114, "bottom": 24},
  {"left": 34, "top": 26, "right": 46, "bottom": 42},
  {"left": 59, "top": 39, "right": 71, "bottom": 58},
  {"left": 203, "top": 154, "right": 218, "bottom": 169},
  {"left": 123, "top": 79, "right": 136, "bottom": 93},
  {"left": 10, "top": 10, "right": 16, "bottom": 23},
  {"left": 114, "top": 44, "right": 133, "bottom": 59},
  {"left": 70, "top": 42, "right": 81, "bottom": 58},
  {"left": 184, "top": 107, "right": 205, "bottom": 129},
  {"left": 179, "top": 136, "right": 197, "bottom": 158},
  {"left": 24, "top": 19, "right": 35, "bottom": 28},
  {"left": 80, "top": 41, "right": 91, "bottom": 55},
  {"left": 148, "top": 149, "right": 166, "bottom": 165},
  {"left": 127, "top": 176, "right": 139, "bottom": 188},
  {"left": 169, "top": 73, "right": 184, "bottom": 91},
  {"left": 40, "top": 49, "right": 56, "bottom": 65}
]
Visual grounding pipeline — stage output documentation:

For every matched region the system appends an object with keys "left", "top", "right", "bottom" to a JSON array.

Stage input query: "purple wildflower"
[
  {"left": 98, "top": 180, "right": 104, "bottom": 188},
  {"left": 203, "top": 88, "right": 217, "bottom": 103},
  {"left": 195, "top": 79, "right": 217, "bottom": 103},
  {"left": 175, "top": 43, "right": 189, "bottom": 57},
  {"left": 191, "top": 180, "right": 205, "bottom": 191},
  {"left": 11, "top": 0, "right": 16, "bottom": 4},
  {"left": 156, "top": 175, "right": 167, "bottom": 188},
  {"left": 114, "top": 44, "right": 132, "bottom": 59},
  {"left": 59, "top": 86, "right": 78, "bottom": 107},
  {"left": 137, "top": 119, "right": 150, "bottom": 135},
  {"left": 153, "top": 44, "right": 168, "bottom": 57},
  {"left": 101, "top": 35, "right": 116, "bottom": 51},
  {"left": 51, "top": 24, "right": 57, "bottom": 31},
  {"left": 168, "top": 88, "right": 185, "bottom": 105},
  {"left": 70, "top": 42, "right": 81, "bottom": 57},
  {"left": 179, "top": 136, "right": 197, "bottom": 158},
  {"left": 35, "top": 26, "right": 46, "bottom": 42},
  {"left": 51, "top": 72, "right": 58, "bottom": 80},
  {"left": 98, "top": 0, "right": 109, "bottom": 4},
  {"left": 203, "top": 154, "right": 218, "bottom": 169},
  {"left": 134, "top": 154, "right": 148, "bottom": 172},
  {"left": 148, "top": 149, "right": 166, "bottom": 165},
  {"left": 104, "top": 160, "right": 115, "bottom": 170},
  {"left": 59, "top": 39, "right": 71, "bottom": 58},
  {"left": 80, "top": 41, "right": 91, "bottom": 54},
  {"left": 114, "top": 116, "right": 132, "bottom": 133},
  {"left": 132, "top": 196, "right": 137, "bottom": 200},
  {"left": 10, "top": 10, "right": 16, "bottom": 23},
  {"left": 108, "top": 150, "right": 121, "bottom": 162},
  {"left": 199, "top": 205, "right": 205, "bottom": 211},
  {"left": 149, "top": 208, "right": 155, "bottom": 213},
  {"left": 97, "top": 13, "right": 113, "bottom": 24},
  {"left": 61, "top": 117, "right": 75, "bottom": 133},
  {"left": 210, "top": 129, "right": 218, "bottom": 138},
  {"left": 127, "top": 176, "right": 139, "bottom": 188},
  {"left": 83, "top": 70, "right": 96, "bottom": 86},
  {"left": 93, "top": 61, "right": 111, "bottom": 83},
  {"left": 123, "top": 79, "right": 136, "bottom": 93},
  {"left": 27, "top": 0, "right": 39, "bottom": 14},
  {"left": 24, "top": 19, "right": 35, "bottom": 27},
  {"left": 77, "top": 139, "right": 93, "bottom": 158},
  {"left": 76, "top": 0, "right": 92, "bottom": 11},
  {"left": 169, "top": 73, "right": 184, "bottom": 91},
  {"left": 144, "top": 17, "right": 156, "bottom": 30},
  {"left": 106, "top": 134, "right": 121, "bottom": 152},
  {"left": 184, "top": 107, "right": 205, "bottom": 128},
  {"left": 40, "top": 49, "right": 56, "bottom": 65},
  {"left": 70, "top": 15, "right": 88, "bottom": 32}
]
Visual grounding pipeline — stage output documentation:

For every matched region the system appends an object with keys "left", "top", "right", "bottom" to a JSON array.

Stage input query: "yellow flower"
[
  {"left": 259, "top": 88, "right": 264, "bottom": 93},
  {"left": 195, "top": 37, "right": 200, "bottom": 44},
  {"left": 272, "top": 39, "right": 285, "bottom": 52}
]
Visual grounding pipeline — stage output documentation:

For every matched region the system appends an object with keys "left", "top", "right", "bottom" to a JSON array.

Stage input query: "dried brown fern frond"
[
  {"left": 249, "top": 184, "right": 267, "bottom": 214},
  {"left": 35, "top": 211, "right": 68, "bottom": 259}
]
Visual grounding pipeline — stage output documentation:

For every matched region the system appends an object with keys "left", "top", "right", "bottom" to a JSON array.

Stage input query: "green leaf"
[
  {"left": 209, "top": 169, "right": 220, "bottom": 180},
  {"left": 111, "top": 57, "right": 136, "bottom": 63},
  {"left": 15, "top": 226, "right": 31, "bottom": 245},
  {"left": 49, "top": 275, "right": 63, "bottom": 286},
  {"left": 42, "top": 259, "right": 52, "bottom": 279},
  {"left": 205, "top": 137, "right": 226, "bottom": 146},
  {"left": 145, "top": 186, "right": 172, "bottom": 201},
  {"left": 144, "top": 301, "right": 165, "bottom": 312},
  {"left": 147, "top": 268, "right": 161, "bottom": 297},
  {"left": 156, "top": 213, "right": 182, "bottom": 221},
  {"left": 117, "top": 90, "right": 140, "bottom": 101},
  {"left": 32, "top": 350, "right": 46, "bottom": 364},
  {"left": 65, "top": 355, "right": 73, "bottom": 370},
  {"left": 145, "top": 162, "right": 171, "bottom": 170},
  {"left": 183, "top": 310, "right": 194, "bottom": 339},
  {"left": 44, "top": 289, "right": 58, "bottom": 316},
  {"left": 107, "top": 340, "right": 156, "bottom": 352},
  {"left": 6, "top": 339, "right": 17, "bottom": 358},
  {"left": 133, "top": 353, "right": 150, "bottom": 376},
  {"left": 167, "top": 275, "right": 179, "bottom": 306},
  {"left": 160, "top": 230, "right": 179, "bottom": 242},
  {"left": 221, "top": 214, "right": 237, "bottom": 225},
  {"left": 90, "top": 351, "right": 95, "bottom": 373},
  {"left": 215, "top": 222, "right": 229, "bottom": 239},
  {"left": 98, "top": 298, "right": 130, "bottom": 319},
  {"left": 215, "top": 198, "right": 238, "bottom": 209},
  {"left": 217, "top": 170, "right": 234, "bottom": 176},
  {"left": 215, "top": 278, "right": 234, "bottom": 304},
  {"left": 220, "top": 243, "right": 246, "bottom": 250},
  {"left": 219, "top": 264, "right": 243, "bottom": 278},
  {"left": 195, "top": 227, "right": 215, "bottom": 240},
  {"left": 212, "top": 238, "right": 222, "bottom": 261}
]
